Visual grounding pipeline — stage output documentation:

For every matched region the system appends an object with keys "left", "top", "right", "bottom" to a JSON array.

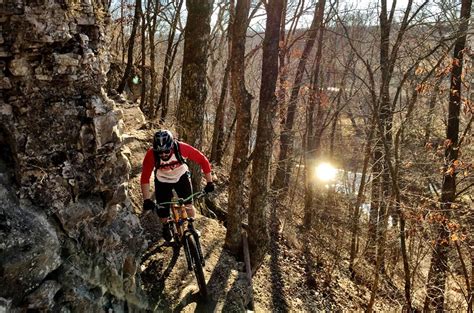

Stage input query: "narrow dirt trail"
[
  {"left": 123, "top": 119, "right": 252, "bottom": 312},
  {"left": 139, "top": 217, "right": 250, "bottom": 312}
]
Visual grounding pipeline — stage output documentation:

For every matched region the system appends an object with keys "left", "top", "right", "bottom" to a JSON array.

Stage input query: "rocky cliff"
[{"left": 0, "top": 0, "right": 148, "bottom": 311}]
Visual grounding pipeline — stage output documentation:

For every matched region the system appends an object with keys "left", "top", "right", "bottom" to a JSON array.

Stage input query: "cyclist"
[{"left": 140, "top": 129, "right": 214, "bottom": 241}]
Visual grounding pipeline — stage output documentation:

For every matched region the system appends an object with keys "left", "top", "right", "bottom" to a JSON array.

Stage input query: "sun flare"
[{"left": 315, "top": 162, "right": 337, "bottom": 181}]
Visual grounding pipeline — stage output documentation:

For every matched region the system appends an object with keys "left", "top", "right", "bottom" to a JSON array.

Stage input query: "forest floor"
[{"left": 121, "top": 105, "right": 466, "bottom": 312}]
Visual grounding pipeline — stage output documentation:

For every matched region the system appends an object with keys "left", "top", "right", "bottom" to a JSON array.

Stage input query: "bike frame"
[{"left": 159, "top": 192, "right": 206, "bottom": 269}]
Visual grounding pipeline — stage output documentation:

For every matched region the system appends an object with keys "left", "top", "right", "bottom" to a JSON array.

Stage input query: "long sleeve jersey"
[{"left": 140, "top": 142, "right": 212, "bottom": 184}]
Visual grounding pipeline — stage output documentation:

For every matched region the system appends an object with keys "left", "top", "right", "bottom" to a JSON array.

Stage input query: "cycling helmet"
[{"left": 153, "top": 130, "right": 174, "bottom": 152}]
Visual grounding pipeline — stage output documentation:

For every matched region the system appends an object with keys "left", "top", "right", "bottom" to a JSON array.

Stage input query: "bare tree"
[
  {"left": 139, "top": 4, "right": 147, "bottom": 111},
  {"left": 117, "top": 0, "right": 141, "bottom": 94},
  {"left": 145, "top": 0, "right": 161, "bottom": 116},
  {"left": 224, "top": 0, "right": 252, "bottom": 255},
  {"left": 210, "top": 0, "right": 233, "bottom": 165},
  {"left": 157, "top": 0, "right": 184, "bottom": 120},
  {"left": 176, "top": 0, "right": 213, "bottom": 189},
  {"left": 303, "top": 0, "right": 326, "bottom": 229},
  {"left": 272, "top": 1, "right": 322, "bottom": 192},
  {"left": 424, "top": 0, "right": 472, "bottom": 310},
  {"left": 248, "top": 0, "right": 284, "bottom": 272}
]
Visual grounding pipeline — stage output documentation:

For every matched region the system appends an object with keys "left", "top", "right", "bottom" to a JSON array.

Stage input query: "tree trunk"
[
  {"left": 117, "top": 0, "right": 141, "bottom": 94},
  {"left": 424, "top": 0, "right": 471, "bottom": 310},
  {"left": 146, "top": 0, "right": 159, "bottom": 117},
  {"left": 272, "top": 4, "right": 321, "bottom": 192},
  {"left": 470, "top": 244, "right": 474, "bottom": 312},
  {"left": 367, "top": 148, "right": 381, "bottom": 262},
  {"left": 349, "top": 118, "right": 375, "bottom": 278},
  {"left": 211, "top": 3, "right": 233, "bottom": 165},
  {"left": 139, "top": 8, "right": 147, "bottom": 111},
  {"left": 276, "top": 0, "right": 287, "bottom": 142},
  {"left": 367, "top": 202, "right": 390, "bottom": 313},
  {"left": 120, "top": 0, "right": 126, "bottom": 64},
  {"left": 248, "top": 0, "right": 284, "bottom": 273},
  {"left": 210, "top": 63, "right": 230, "bottom": 165},
  {"left": 161, "top": 31, "right": 183, "bottom": 121},
  {"left": 423, "top": 79, "right": 441, "bottom": 145},
  {"left": 224, "top": 0, "right": 252, "bottom": 255},
  {"left": 176, "top": 0, "right": 213, "bottom": 191},
  {"left": 157, "top": 0, "right": 184, "bottom": 120},
  {"left": 303, "top": 0, "right": 325, "bottom": 229},
  {"left": 375, "top": 0, "right": 395, "bottom": 273}
]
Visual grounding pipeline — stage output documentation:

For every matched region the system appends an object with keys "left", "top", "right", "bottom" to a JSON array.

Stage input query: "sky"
[
  {"left": 349, "top": 0, "right": 411, "bottom": 9},
  {"left": 245, "top": 0, "right": 440, "bottom": 31}
]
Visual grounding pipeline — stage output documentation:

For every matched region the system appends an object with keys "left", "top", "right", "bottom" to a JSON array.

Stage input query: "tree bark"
[
  {"left": 374, "top": 0, "right": 395, "bottom": 273},
  {"left": 139, "top": 7, "right": 147, "bottom": 111},
  {"left": 303, "top": 0, "right": 326, "bottom": 230},
  {"left": 367, "top": 149, "right": 381, "bottom": 262},
  {"left": 120, "top": 0, "right": 126, "bottom": 64},
  {"left": 349, "top": 118, "right": 375, "bottom": 278},
  {"left": 117, "top": 0, "right": 141, "bottom": 94},
  {"left": 423, "top": 79, "right": 441, "bottom": 145},
  {"left": 224, "top": 0, "right": 252, "bottom": 255},
  {"left": 248, "top": 0, "right": 284, "bottom": 273},
  {"left": 210, "top": 63, "right": 230, "bottom": 165},
  {"left": 424, "top": 0, "right": 472, "bottom": 310},
  {"left": 176, "top": 0, "right": 213, "bottom": 190},
  {"left": 146, "top": 0, "right": 159, "bottom": 117},
  {"left": 211, "top": 3, "right": 233, "bottom": 165}
]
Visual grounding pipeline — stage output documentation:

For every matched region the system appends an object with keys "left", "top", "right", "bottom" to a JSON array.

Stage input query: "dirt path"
[
  {"left": 139, "top": 216, "right": 251, "bottom": 312},
  {"left": 124, "top": 122, "right": 252, "bottom": 312}
]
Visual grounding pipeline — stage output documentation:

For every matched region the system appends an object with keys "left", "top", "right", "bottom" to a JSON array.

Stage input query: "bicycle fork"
[
  {"left": 182, "top": 234, "right": 193, "bottom": 271},
  {"left": 189, "top": 228, "right": 205, "bottom": 267},
  {"left": 182, "top": 229, "right": 205, "bottom": 270}
]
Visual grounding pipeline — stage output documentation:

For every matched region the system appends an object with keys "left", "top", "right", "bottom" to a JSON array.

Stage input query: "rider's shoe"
[{"left": 162, "top": 223, "right": 173, "bottom": 242}]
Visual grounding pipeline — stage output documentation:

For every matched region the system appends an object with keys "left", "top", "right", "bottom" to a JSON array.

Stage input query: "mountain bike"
[{"left": 157, "top": 191, "right": 208, "bottom": 298}]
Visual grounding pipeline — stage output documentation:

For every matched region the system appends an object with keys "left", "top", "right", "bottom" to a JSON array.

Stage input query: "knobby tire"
[{"left": 186, "top": 234, "right": 207, "bottom": 298}]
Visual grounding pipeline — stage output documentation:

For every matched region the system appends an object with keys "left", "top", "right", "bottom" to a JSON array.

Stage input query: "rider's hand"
[
  {"left": 204, "top": 182, "right": 215, "bottom": 193},
  {"left": 143, "top": 199, "right": 156, "bottom": 211}
]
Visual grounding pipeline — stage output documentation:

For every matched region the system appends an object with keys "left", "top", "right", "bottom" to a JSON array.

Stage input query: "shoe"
[{"left": 162, "top": 223, "right": 173, "bottom": 242}]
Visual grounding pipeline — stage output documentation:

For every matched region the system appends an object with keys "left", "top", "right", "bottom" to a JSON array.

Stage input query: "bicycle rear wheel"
[{"left": 186, "top": 234, "right": 207, "bottom": 298}]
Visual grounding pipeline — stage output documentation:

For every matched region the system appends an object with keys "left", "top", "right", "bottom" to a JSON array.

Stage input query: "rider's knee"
[{"left": 157, "top": 205, "right": 170, "bottom": 218}]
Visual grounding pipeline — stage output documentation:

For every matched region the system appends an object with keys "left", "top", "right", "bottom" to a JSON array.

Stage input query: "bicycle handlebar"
[{"left": 157, "top": 190, "right": 207, "bottom": 207}]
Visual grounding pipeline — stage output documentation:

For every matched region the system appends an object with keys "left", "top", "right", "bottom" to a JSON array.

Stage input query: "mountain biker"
[{"left": 140, "top": 129, "right": 214, "bottom": 241}]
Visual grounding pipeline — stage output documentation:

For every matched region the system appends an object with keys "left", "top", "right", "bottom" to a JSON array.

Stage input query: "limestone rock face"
[
  {"left": 0, "top": 172, "right": 61, "bottom": 305},
  {"left": 0, "top": 0, "right": 147, "bottom": 310}
]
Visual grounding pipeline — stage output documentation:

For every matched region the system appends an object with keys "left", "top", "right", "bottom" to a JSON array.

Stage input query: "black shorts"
[{"left": 154, "top": 172, "right": 193, "bottom": 218}]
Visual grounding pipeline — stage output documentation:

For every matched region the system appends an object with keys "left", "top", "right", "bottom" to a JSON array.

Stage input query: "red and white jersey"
[
  {"left": 154, "top": 153, "right": 189, "bottom": 183},
  {"left": 140, "top": 142, "right": 212, "bottom": 184}
]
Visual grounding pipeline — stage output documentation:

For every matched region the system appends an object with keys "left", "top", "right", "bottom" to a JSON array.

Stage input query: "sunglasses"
[{"left": 158, "top": 149, "right": 171, "bottom": 155}]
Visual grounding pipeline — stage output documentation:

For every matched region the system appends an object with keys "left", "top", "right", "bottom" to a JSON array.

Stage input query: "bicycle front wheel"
[{"left": 186, "top": 234, "right": 207, "bottom": 298}]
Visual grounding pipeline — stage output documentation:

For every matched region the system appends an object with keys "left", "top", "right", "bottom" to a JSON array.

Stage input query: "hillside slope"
[{"left": 122, "top": 106, "right": 403, "bottom": 312}]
